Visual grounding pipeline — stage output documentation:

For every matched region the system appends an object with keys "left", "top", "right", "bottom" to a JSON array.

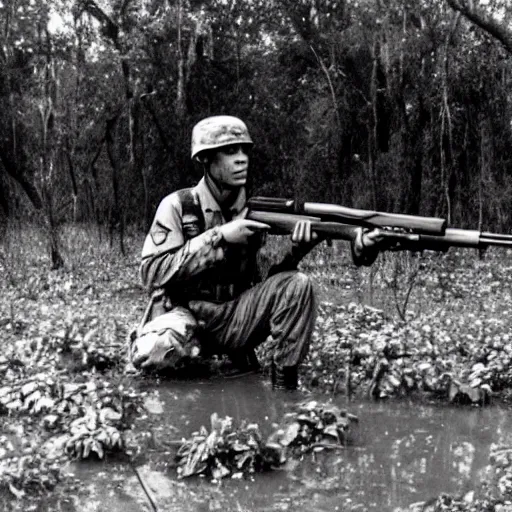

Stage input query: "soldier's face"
[{"left": 209, "top": 144, "right": 249, "bottom": 188}]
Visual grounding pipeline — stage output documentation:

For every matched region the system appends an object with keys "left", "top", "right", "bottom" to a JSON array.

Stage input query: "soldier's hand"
[
  {"left": 361, "top": 228, "right": 387, "bottom": 248},
  {"left": 362, "top": 227, "right": 411, "bottom": 251},
  {"left": 353, "top": 227, "right": 385, "bottom": 257},
  {"left": 291, "top": 220, "right": 318, "bottom": 244},
  {"left": 219, "top": 219, "right": 270, "bottom": 245}
]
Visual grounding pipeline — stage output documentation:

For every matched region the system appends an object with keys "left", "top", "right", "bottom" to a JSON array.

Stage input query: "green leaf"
[
  {"left": 82, "top": 438, "right": 92, "bottom": 459},
  {"left": 231, "top": 441, "right": 250, "bottom": 452},
  {"left": 280, "top": 422, "right": 300, "bottom": 447},
  {"left": 33, "top": 397, "right": 55, "bottom": 413},
  {"left": 99, "top": 407, "right": 122, "bottom": 423},
  {"left": 8, "top": 483, "right": 25, "bottom": 499},
  {"left": 181, "top": 441, "right": 208, "bottom": 477},
  {"left": 211, "top": 462, "right": 230, "bottom": 480},
  {"left": 92, "top": 440, "right": 104, "bottom": 459},
  {"left": 296, "top": 413, "right": 317, "bottom": 425},
  {"left": 323, "top": 424, "right": 340, "bottom": 441},
  {"left": 449, "top": 382, "right": 459, "bottom": 402},
  {"left": 235, "top": 452, "right": 253, "bottom": 469},
  {"left": 387, "top": 374, "right": 401, "bottom": 388}
]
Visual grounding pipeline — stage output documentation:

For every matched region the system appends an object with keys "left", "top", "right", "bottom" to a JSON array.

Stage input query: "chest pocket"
[{"left": 177, "top": 188, "right": 205, "bottom": 240}]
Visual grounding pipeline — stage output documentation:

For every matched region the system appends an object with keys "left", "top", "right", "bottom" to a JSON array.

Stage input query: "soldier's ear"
[{"left": 196, "top": 149, "right": 215, "bottom": 165}]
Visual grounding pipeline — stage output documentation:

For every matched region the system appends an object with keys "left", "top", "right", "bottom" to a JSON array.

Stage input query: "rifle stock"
[{"left": 247, "top": 211, "right": 421, "bottom": 244}]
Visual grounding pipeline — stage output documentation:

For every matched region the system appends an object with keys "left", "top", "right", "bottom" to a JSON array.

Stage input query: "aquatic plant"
[{"left": 176, "top": 401, "right": 358, "bottom": 480}]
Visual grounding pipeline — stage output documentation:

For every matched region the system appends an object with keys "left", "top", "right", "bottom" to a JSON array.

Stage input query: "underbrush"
[
  {"left": 2, "top": 226, "right": 512, "bottom": 510},
  {"left": 259, "top": 239, "right": 512, "bottom": 405}
]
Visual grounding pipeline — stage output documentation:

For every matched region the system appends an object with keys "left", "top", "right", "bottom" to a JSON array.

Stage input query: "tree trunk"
[
  {"left": 39, "top": 29, "right": 65, "bottom": 270},
  {"left": 175, "top": 0, "right": 186, "bottom": 119},
  {"left": 0, "top": 177, "right": 9, "bottom": 217},
  {"left": 65, "top": 137, "right": 78, "bottom": 222},
  {"left": 368, "top": 36, "right": 379, "bottom": 210},
  {"left": 106, "top": 116, "right": 125, "bottom": 256},
  {"left": 0, "top": 146, "right": 64, "bottom": 268}
]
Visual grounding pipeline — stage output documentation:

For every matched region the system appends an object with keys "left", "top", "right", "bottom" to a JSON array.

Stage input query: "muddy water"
[{"left": 59, "top": 376, "right": 512, "bottom": 511}]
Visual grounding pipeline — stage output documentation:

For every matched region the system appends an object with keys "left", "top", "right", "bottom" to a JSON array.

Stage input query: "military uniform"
[
  {"left": 134, "top": 115, "right": 378, "bottom": 389},
  {"left": 140, "top": 177, "right": 316, "bottom": 370}
]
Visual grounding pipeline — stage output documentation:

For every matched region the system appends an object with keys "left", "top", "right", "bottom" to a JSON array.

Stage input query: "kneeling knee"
[
  {"left": 286, "top": 272, "right": 315, "bottom": 302},
  {"left": 290, "top": 271, "right": 313, "bottom": 290},
  {"left": 268, "top": 270, "right": 316, "bottom": 299}
]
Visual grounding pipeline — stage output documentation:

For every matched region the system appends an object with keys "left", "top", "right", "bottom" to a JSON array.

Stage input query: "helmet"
[{"left": 191, "top": 115, "right": 253, "bottom": 160}]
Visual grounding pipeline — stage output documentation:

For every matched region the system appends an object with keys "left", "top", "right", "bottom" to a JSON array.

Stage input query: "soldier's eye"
[
  {"left": 223, "top": 145, "right": 241, "bottom": 155},
  {"left": 222, "top": 144, "right": 251, "bottom": 156}
]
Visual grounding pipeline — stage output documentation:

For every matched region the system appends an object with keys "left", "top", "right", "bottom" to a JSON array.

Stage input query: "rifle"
[{"left": 246, "top": 197, "right": 512, "bottom": 252}]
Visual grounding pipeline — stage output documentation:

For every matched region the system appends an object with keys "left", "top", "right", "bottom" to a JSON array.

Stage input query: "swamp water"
[{"left": 50, "top": 375, "right": 512, "bottom": 511}]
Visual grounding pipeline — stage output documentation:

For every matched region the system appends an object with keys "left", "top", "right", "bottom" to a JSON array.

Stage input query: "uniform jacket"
[
  {"left": 141, "top": 178, "right": 262, "bottom": 305},
  {"left": 141, "top": 178, "right": 378, "bottom": 307}
]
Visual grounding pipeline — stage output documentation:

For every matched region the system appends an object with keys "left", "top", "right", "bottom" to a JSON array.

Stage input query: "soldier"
[{"left": 133, "top": 115, "right": 380, "bottom": 390}]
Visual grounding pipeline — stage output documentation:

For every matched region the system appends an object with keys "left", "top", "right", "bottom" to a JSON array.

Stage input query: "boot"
[
  {"left": 271, "top": 363, "right": 298, "bottom": 390},
  {"left": 225, "top": 349, "right": 261, "bottom": 377},
  {"left": 244, "top": 349, "right": 261, "bottom": 372}
]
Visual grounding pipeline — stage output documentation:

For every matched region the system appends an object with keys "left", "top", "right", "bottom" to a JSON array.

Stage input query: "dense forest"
[{"left": 1, "top": 0, "right": 512, "bottom": 267}]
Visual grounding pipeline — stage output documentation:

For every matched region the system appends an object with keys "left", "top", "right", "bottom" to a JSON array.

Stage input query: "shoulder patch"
[{"left": 151, "top": 222, "right": 171, "bottom": 246}]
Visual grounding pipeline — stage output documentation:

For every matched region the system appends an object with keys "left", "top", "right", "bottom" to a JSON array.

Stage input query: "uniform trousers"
[{"left": 188, "top": 271, "right": 317, "bottom": 368}]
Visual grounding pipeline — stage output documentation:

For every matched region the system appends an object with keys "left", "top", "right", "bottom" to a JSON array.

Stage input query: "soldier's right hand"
[{"left": 219, "top": 219, "right": 270, "bottom": 245}]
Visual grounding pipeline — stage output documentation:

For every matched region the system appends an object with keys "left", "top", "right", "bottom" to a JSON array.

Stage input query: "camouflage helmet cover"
[{"left": 191, "top": 115, "right": 253, "bottom": 160}]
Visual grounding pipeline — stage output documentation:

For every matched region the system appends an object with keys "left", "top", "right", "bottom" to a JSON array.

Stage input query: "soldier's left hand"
[
  {"left": 361, "top": 228, "right": 387, "bottom": 248},
  {"left": 356, "top": 227, "right": 407, "bottom": 254},
  {"left": 353, "top": 227, "right": 385, "bottom": 257},
  {"left": 292, "top": 220, "right": 316, "bottom": 244},
  {"left": 291, "top": 220, "right": 325, "bottom": 250}
]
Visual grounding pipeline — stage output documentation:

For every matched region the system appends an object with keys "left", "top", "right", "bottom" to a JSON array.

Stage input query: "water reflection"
[{"left": 23, "top": 375, "right": 512, "bottom": 512}]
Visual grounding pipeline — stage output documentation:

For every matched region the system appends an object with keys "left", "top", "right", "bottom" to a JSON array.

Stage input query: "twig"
[
  {"left": 309, "top": 44, "right": 342, "bottom": 134},
  {"left": 310, "top": 442, "right": 346, "bottom": 451},
  {"left": 368, "top": 358, "right": 389, "bottom": 399},
  {"left": 345, "top": 345, "right": 352, "bottom": 401},
  {"left": 129, "top": 459, "right": 159, "bottom": 512},
  {"left": 114, "top": 284, "right": 145, "bottom": 295}
]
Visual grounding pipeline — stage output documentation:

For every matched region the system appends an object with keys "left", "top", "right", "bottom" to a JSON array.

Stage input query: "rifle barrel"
[
  {"left": 481, "top": 232, "right": 512, "bottom": 242},
  {"left": 480, "top": 233, "right": 512, "bottom": 247},
  {"left": 419, "top": 229, "right": 512, "bottom": 250}
]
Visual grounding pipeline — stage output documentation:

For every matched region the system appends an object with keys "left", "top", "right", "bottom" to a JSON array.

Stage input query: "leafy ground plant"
[
  {"left": 400, "top": 443, "right": 512, "bottom": 511},
  {"left": 0, "top": 295, "right": 143, "bottom": 499},
  {"left": 265, "top": 400, "right": 358, "bottom": 458},
  {"left": 176, "top": 413, "right": 271, "bottom": 480},
  {"left": 294, "top": 299, "right": 512, "bottom": 404},
  {"left": 3, "top": 230, "right": 512, "bottom": 508},
  {"left": 0, "top": 454, "right": 62, "bottom": 499},
  {"left": 176, "top": 401, "right": 358, "bottom": 481}
]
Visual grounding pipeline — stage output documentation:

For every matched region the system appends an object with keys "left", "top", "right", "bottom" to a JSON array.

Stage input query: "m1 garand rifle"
[{"left": 246, "top": 197, "right": 512, "bottom": 251}]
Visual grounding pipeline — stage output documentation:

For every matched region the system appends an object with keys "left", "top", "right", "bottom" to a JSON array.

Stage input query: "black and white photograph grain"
[{"left": 1, "top": 1, "right": 512, "bottom": 511}]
